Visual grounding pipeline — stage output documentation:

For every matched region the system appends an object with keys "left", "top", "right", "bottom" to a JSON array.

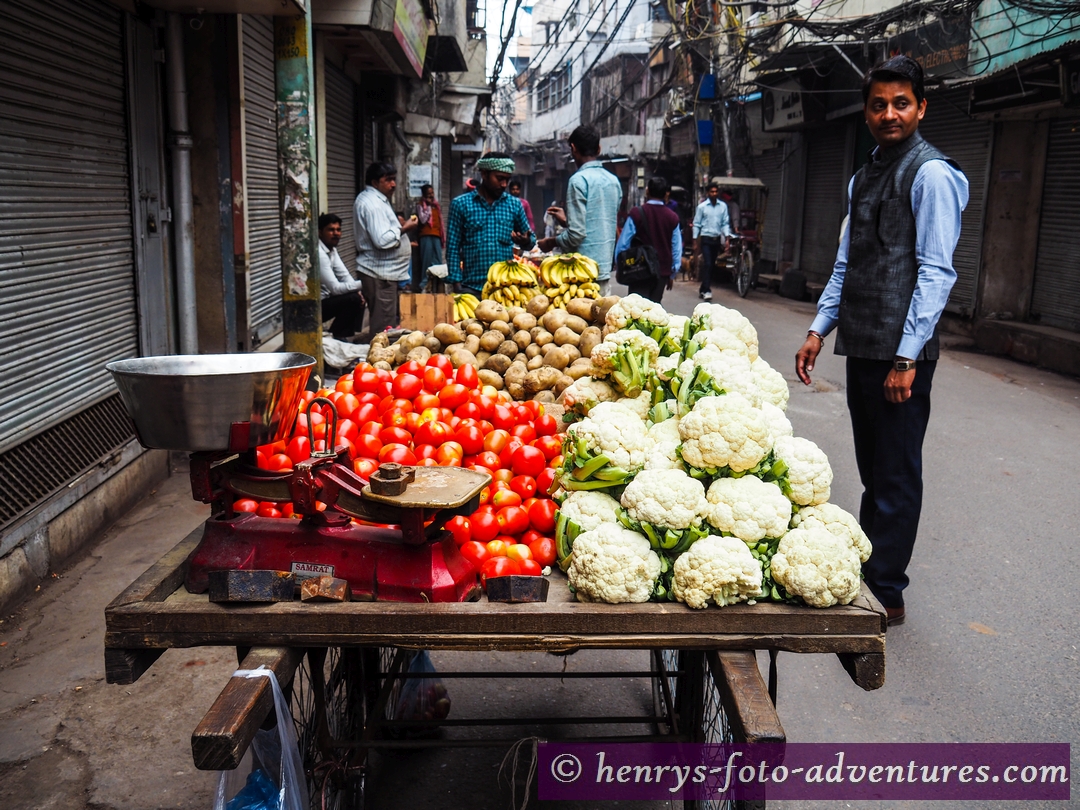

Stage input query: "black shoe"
[{"left": 885, "top": 606, "right": 906, "bottom": 627}]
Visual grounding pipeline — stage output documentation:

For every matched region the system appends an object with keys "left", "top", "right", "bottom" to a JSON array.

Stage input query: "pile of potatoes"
[{"left": 366, "top": 294, "right": 621, "bottom": 403}]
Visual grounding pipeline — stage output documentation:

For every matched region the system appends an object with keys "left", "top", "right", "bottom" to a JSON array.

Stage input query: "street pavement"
[{"left": 0, "top": 273, "right": 1077, "bottom": 809}]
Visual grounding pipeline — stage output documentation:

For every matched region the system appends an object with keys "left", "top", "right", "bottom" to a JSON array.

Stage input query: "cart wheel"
[
  {"left": 735, "top": 250, "right": 754, "bottom": 298},
  {"left": 291, "top": 647, "right": 371, "bottom": 810}
]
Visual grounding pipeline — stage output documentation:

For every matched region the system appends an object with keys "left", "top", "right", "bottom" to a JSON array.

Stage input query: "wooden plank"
[
  {"left": 190, "top": 646, "right": 304, "bottom": 771},
  {"left": 104, "top": 647, "right": 165, "bottom": 685},
  {"left": 104, "top": 529, "right": 202, "bottom": 610},
  {"left": 707, "top": 651, "right": 786, "bottom": 744},
  {"left": 837, "top": 652, "right": 886, "bottom": 691},
  {"left": 416, "top": 294, "right": 435, "bottom": 330}
]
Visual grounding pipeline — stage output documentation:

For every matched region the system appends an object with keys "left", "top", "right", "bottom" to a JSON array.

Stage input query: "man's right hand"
[
  {"left": 546, "top": 206, "right": 567, "bottom": 227},
  {"left": 796, "top": 336, "right": 823, "bottom": 386}
]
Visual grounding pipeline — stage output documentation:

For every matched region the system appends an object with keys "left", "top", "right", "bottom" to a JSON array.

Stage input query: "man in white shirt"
[
  {"left": 354, "top": 161, "right": 418, "bottom": 336},
  {"left": 317, "top": 213, "right": 365, "bottom": 340}
]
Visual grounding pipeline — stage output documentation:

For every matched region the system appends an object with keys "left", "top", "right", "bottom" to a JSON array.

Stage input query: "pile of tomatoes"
[{"left": 248, "top": 355, "right": 563, "bottom": 587}]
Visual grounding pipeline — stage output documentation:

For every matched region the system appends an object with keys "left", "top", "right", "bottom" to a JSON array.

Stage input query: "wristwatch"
[{"left": 893, "top": 358, "right": 916, "bottom": 372}]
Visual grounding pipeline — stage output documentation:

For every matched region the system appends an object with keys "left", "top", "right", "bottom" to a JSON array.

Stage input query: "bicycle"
[{"left": 730, "top": 236, "right": 757, "bottom": 299}]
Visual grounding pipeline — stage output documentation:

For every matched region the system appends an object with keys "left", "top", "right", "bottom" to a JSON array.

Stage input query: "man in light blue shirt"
[
  {"left": 795, "top": 55, "right": 968, "bottom": 627},
  {"left": 692, "top": 182, "right": 736, "bottom": 300},
  {"left": 537, "top": 125, "right": 623, "bottom": 296}
]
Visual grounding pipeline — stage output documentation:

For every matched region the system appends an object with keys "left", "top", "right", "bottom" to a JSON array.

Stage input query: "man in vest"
[
  {"left": 795, "top": 55, "right": 969, "bottom": 627},
  {"left": 613, "top": 175, "right": 682, "bottom": 303}
]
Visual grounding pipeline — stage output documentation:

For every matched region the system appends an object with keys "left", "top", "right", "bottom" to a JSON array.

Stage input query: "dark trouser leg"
[
  {"left": 360, "top": 274, "right": 400, "bottom": 337},
  {"left": 846, "top": 357, "right": 936, "bottom": 608},
  {"left": 626, "top": 276, "right": 664, "bottom": 302},
  {"left": 699, "top": 239, "right": 719, "bottom": 294},
  {"left": 321, "top": 292, "right": 365, "bottom": 339}
]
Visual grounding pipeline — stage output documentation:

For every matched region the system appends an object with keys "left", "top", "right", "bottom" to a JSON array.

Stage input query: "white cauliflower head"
[
  {"left": 568, "top": 523, "right": 662, "bottom": 603},
  {"left": 615, "top": 390, "right": 653, "bottom": 421},
  {"left": 666, "top": 315, "right": 690, "bottom": 344},
  {"left": 620, "top": 469, "right": 709, "bottom": 531},
  {"left": 679, "top": 346, "right": 759, "bottom": 406},
  {"left": 695, "top": 327, "right": 750, "bottom": 358},
  {"left": 654, "top": 354, "right": 680, "bottom": 381},
  {"left": 561, "top": 376, "right": 619, "bottom": 415},
  {"left": 770, "top": 526, "right": 862, "bottom": 607},
  {"left": 566, "top": 401, "right": 651, "bottom": 471},
  {"left": 558, "top": 490, "right": 622, "bottom": 533},
  {"left": 644, "top": 418, "right": 684, "bottom": 471},
  {"left": 760, "top": 401, "right": 793, "bottom": 442},
  {"left": 692, "top": 303, "right": 759, "bottom": 361},
  {"left": 590, "top": 329, "right": 661, "bottom": 398},
  {"left": 706, "top": 476, "right": 792, "bottom": 543},
  {"left": 773, "top": 435, "right": 832, "bottom": 506},
  {"left": 752, "top": 356, "right": 789, "bottom": 411},
  {"left": 605, "top": 294, "right": 670, "bottom": 331},
  {"left": 678, "top": 393, "right": 772, "bottom": 473},
  {"left": 672, "top": 535, "right": 764, "bottom": 609},
  {"left": 790, "top": 503, "right": 872, "bottom": 563}
]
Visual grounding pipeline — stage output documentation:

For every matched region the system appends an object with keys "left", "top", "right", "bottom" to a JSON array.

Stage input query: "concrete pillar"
[{"left": 274, "top": 12, "right": 323, "bottom": 376}]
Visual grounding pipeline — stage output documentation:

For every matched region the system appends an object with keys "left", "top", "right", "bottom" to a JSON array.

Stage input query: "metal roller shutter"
[
  {"left": 800, "top": 129, "right": 848, "bottom": 283},
  {"left": 242, "top": 15, "right": 282, "bottom": 345},
  {"left": 756, "top": 146, "right": 784, "bottom": 264},
  {"left": 919, "top": 89, "right": 991, "bottom": 316},
  {"left": 1030, "top": 119, "right": 1080, "bottom": 333},
  {"left": 0, "top": 0, "right": 137, "bottom": 454},
  {"left": 324, "top": 62, "right": 358, "bottom": 271}
]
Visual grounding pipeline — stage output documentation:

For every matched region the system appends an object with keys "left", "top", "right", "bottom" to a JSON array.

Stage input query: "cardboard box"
[{"left": 399, "top": 293, "right": 455, "bottom": 330}]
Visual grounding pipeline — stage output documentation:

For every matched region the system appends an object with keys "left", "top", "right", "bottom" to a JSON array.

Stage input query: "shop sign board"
[{"left": 394, "top": 0, "right": 428, "bottom": 77}]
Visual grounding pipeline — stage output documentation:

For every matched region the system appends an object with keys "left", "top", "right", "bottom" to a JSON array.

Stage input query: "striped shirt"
[
  {"left": 445, "top": 190, "right": 535, "bottom": 290},
  {"left": 353, "top": 185, "right": 411, "bottom": 281},
  {"left": 555, "top": 160, "right": 623, "bottom": 280}
]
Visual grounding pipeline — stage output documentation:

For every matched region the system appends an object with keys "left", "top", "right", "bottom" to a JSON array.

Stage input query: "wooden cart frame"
[{"left": 105, "top": 529, "right": 886, "bottom": 809}]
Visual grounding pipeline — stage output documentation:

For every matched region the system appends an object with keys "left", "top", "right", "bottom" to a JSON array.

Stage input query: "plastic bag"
[
  {"left": 390, "top": 651, "right": 451, "bottom": 739},
  {"left": 213, "top": 666, "right": 307, "bottom": 810},
  {"left": 427, "top": 263, "right": 449, "bottom": 279}
]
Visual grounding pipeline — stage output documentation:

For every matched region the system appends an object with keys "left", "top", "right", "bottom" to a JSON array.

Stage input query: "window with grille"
[{"left": 535, "top": 67, "right": 572, "bottom": 113}]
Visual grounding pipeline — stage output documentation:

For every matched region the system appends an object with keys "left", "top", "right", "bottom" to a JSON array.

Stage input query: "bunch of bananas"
[
  {"left": 481, "top": 258, "right": 542, "bottom": 308},
  {"left": 452, "top": 292, "right": 479, "bottom": 322},
  {"left": 538, "top": 253, "right": 601, "bottom": 308}
]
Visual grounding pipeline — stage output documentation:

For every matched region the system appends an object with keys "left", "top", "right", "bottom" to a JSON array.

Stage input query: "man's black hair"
[
  {"left": 567, "top": 125, "right": 601, "bottom": 158},
  {"left": 508, "top": 178, "right": 522, "bottom": 189},
  {"left": 365, "top": 161, "right": 397, "bottom": 186},
  {"left": 707, "top": 181, "right": 720, "bottom": 191},
  {"left": 646, "top": 175, "right": 668, "bottom": 198},
  {"left": 862, "top": 55, "right": 925, "bottom": 106},
  {"left": 318, "top": 213, "right": 341, "bottom": 230},
  {"left": 420, "top": 183, "right": 433, "bottom": 194}
]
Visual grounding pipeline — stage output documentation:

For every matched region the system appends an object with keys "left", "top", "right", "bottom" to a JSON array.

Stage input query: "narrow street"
[{"left": 1, "top": 277, "right": 1076, "bottom": 809}]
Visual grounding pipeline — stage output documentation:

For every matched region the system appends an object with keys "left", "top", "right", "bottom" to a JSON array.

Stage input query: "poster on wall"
[
  {"left": 394, "top": 0, "right": 429, "bottom": 77},
  {"left": 409, "top": 164, "right": 432, "bottom": 198}
]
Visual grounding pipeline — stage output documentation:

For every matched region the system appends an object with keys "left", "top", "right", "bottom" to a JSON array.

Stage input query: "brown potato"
[
  {"left": 512, "top": 312, "right": 538, "bottom": 332},
  {"left": 577, "top": 326, "right": 603, "bottom": 359},
  {"left": 463, "top": 334, "right": 481, "bottom": 355},
  {"left": 483, "top": 354, "right": 513, "bottom": 375},
  {"left": 544, "top": 347, "right": 570, "bottom": 370},
  {"left": 563, "top": 314, "right": 589, "bottom": 334},
  {"left": 477, "top": 369, "right": 505, "bottom": 390},
  {"left": 525, "top": 343, "right": 542, "bottom": 359},
  {"left": 507, "top": 382, "right": 525, "bottom": 400},
  {"left": 489, "top": 319, "right": 513, "bottom": 336},
  {"left": 530, "top": 327, "right": 554, "bottom": 346},
  {"left": 526, "top": 355, "right": 545, "bottom": 371},
  {"left": 541, "top": 309, "right": 569, "bottom": 334},
  {"left": 423, "top": 335, "right": 443, "bottom": 353},
  {"left": 532, "top": 390, "right": 557, "bottom": 404},
  {"left": 465, "top": 320, "right": 485, "bottom": 337},
  {"left": 507, "top": 306, "right": 526, "bottom": 320},
  {"left": 475, "top": 350, "right": 491, "bottom": 367},
  {"left": 513, "top": 329, "right": 532, "bottom": 350},
  {"left": 433, "top": 323, "right": 465, "bottom": 345},
  {"left": 562, "top": 344, "right": 581, "bottom": 364},
  {"left": 448, "top": 349, "right": 479, "bottom": 369},
  {"left": 367, "top": 345, "right": 396, "bottom": 364},
  {"left": 565, "top": 361, "right": 593, "bottom": 380},
  {"left": 475, "top": 300, "right": 508, "bottom": 324},
  {"left": 540, "top": 342, "right": 557, "bottom": 356},
  {"left": 479, "top": 330, "right": 504, "bottom": 353},
  {"left": 372, "top": 360, "right": 393, "bottom": 372},
  {"left": 505, "top": 360, "right": 528, "bottom": 388},
  {"left": 405, "top": 346, "right": 431, "bottom": 364},
  {"left": 402, "top": 330, "right": 427, "bottom": 350},
  {"left": 553, "top": 326, "right": 581, "bottom": 347},
  {"left": 526, "top": 294, "right": 550, "bottom": 318},
  {"left": 591, "top": 295, "right": 620, "bottom": 325},
  {"left": 554, "top": 374, "right": 575, "bottom": 395},
  {"left": 524, "top": 366, "right": 562, "bottom": 395},
  {"left": 566, "top": 298, "right": 594, "bottom": 321},
  {"left": 370, "top": 332, "right": 390, "bottom": 349},
  {"left": 497, "top": 340, "right": 518, "bottom": 358}
]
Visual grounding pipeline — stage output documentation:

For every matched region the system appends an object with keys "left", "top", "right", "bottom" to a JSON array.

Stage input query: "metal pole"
[
  {"left": 719, "top": 98, "right": 734, "bottom": 177},
  {"left": 274, "top": 11, "right": 323, "bottom": 375},
  {"left": 165, "top": 13, "right": 198, "bottom": 355}
]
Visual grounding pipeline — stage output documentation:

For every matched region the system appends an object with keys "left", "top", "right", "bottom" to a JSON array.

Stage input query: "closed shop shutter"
[
  {"left": 242, "top": 15, "right": 281, "bottom": 345},
  {"left": 1030, "top": 118, "right": 1080, "bottom": 333},
  {"left": 919, "top": 89, "right": 991, "bottom": 315},
  {"left": 800, "top": 129, "right": 848, "bottom": 283},
  {"left": 0, "top": 0, "right": 137, "bottom": 453},
  {"left": 324, "top": 62, "right": 358, "bottom": 271},
  {"left": 755, "top": 146, "right": 785, "bottom": 264},
  {"left": 440, "top": 136, "right": 452, "bottom": 214}
]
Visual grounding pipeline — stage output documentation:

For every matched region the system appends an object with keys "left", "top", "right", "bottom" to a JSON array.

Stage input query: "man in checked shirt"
[{"left": 445, "top": 153, "right": 535, "bottom": 297}]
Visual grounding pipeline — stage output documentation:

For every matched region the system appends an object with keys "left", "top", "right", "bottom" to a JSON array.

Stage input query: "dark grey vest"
[{"left": 835, "top": 131, "right": 958, "bottom": 361}]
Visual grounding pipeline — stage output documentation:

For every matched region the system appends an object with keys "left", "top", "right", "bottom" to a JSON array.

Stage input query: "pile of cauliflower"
[{"left": 555, "top": 297, "right": 871, "bottom": 610}]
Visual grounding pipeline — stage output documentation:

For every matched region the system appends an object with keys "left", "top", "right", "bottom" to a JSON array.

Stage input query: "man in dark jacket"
[
  {"left": 795, "top": 56, "right": 969, "bottom": 627},
  {"left": 613, "top": 176, "right": 682, "bottom": 303}
]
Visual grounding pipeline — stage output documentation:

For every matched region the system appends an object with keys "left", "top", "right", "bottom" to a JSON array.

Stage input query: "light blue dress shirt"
[
  {"left": 613, "top": 200, "right": 683, "bottom": 273},
  {"left": 555, "top": 160, "right": 624, "bottom": 280},
  {"left": 692, "top": 198, "right": 736, "bottom": 239},
  {"left": 810, "top": 158, "right": 969, "bottom": 361}
]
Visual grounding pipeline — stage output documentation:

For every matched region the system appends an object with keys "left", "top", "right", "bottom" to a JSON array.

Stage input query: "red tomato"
[
  {"left": 496, "top": 505, "right": 530, "bottom": 536},
  {"left": 491, "top": 403, "right": 516, "bottom": 431},
  {"left": 422, "top": 366, "right": 447, "bottom": 393},
  {"left": 520, "top": 529, "right": 543, "bottom": 546},
  {"left": 381, "top": 408, "right": 409, "bottom": 429},
  {"left": 417, "top": 458, "right": 438, "bottom": 466},
  {"left": 528, "top": 499, "right": 558, "bottom": 534},
  {"left": 445, "top": 515, "right": 471, "bottom": 545},
  {"left": 533, "top": 435, "right": 564, "bottom": 461},
  {"left": 436, "top": 442, "right": 464, "bottom": 466},
  {"left": 479, "top": 556, "right": 520, "bottom": 588},
  {"left": 427, "top": 354, "right": 453, "bottom": 375},
  {"left": 528, "top": 537, "right": 557, "bottom": 567},
  {"left": 257, "top": 502, "right": 283, "bottom": 519},
  {"left": 415, "top": 420, "right": 452, "bottom": 447},
  {"left": 286, "top": 436, "right": 311, "bottom": 465},
  {"left": 256, "top": 449, "right": 269, "bottom": 468},
  {"left": 439, "top": 407, "right": 456, "bottom": 424},
  {"left": 378, "top": 444, "right": 417, "bottom": 465},
  {"left": 458, "top": 540, "right": 490, "bottom": 571},
  {"left": 413, "top": 393, "right": 441, "bottom": 412},
  {"left": 355, "top": 434, "right": 383, "bottom": 459},
  {"left": 269, "top": 453, "right": 293, "bottom": 471},
  {"left": 484, "top": 429, "right": 511, "bottom": 454},
  {"left": 405, "top": 412, "right": 423, "bottom": 433},
  {"left": 518, "top": 558, "right": 543, "bottom": 576},
  {"left": 522, "top": 401, "right": 544, "bottom": 419},
  {"left": 379, "top": 426, "right": 413, "bottom": 446},
  {"left": 511, "top": 445, "right": 546, "bottom": 478},
  {"left": 353, "top": 458, "right": 379, "bottom": 478},
  {"left": 234, "top": 498, "right": 259, "bottom": 513},
  {"left": 300, "top": 390, "right": 317, "bottom": 405},
  {"left": 485, "top": 538, "right": 509, "bottom": 558},
  {"left": 505, "top": 543, "right": 533, "bottom": 563},
  {"left": 336, "top": 418, "right": 359, "bottom": 441},
  {"left": 510, "top": 423, "right": 537, "bottom": 444},
  {"left": 510, "top": 475, "right": 537, "bottom": 500},
  {"left": 397, "top": 361, "right": 425, "bottom": 377},
  {"left": 360, "top": 419, "right": 382, "bottom": 437},
  {"left": 454, "top": 401, "right": 482, "bottom": 420},
  {"left": 355, "top": 370, "right": 381, "bottom": 393},
  {"left": 476, "top": 419, "right": 494, "bottom": 435},
  {"left": 469, "top": 511, "right": 500, "bottom": 543},
  {"left": 355, "top": 391, "right": 380, "bottom": 406},
  {"left": 534, "top": 414, "right": 559, "bottom": 437},
  {"left": 438, "top": 383, "right": 470, "bottom": 410},
  {"left": 456, "top": 364, "right": 479, "bottom": 390},
  {"left": 491, "top": 489, "right": 522, "bottom": 509},
  {"left": 492, "top": 468, "right": 515, "bottom": 485},
  {"left": 474, "top": 450, "right": 502, "bottom": 471},
  {"left": 415, "top": 443, "right": 438, "bottom": 460},
  {"left": 335, "top": 393, "right": 360, "bottom": 420},
  {"left": 471, "top": 393, "right": 497, "bottom": 420},
  {"left": 353, "top": 402, "right": 379, "bottom": 426},
  {"left": 454, "top": 425, "right": 485, "bottom": 455}
]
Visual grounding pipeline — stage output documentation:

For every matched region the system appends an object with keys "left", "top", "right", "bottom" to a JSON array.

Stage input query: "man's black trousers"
[
  {"left": 846, "top": 357, "right": 937, "bottom": 609},
  {"left": 626, "top": 275, "right": 666, "bottom": 303},
  {"left": 698, "top": 236, "right": 723, "bottom": 294},
  {"left": 322, "top": 292, "right": 365, "bottom": 340}
]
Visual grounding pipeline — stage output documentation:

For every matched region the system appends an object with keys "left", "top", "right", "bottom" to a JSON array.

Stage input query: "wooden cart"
[{"left": 105, "top": 529, "right": 886, "bottom": 810}]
